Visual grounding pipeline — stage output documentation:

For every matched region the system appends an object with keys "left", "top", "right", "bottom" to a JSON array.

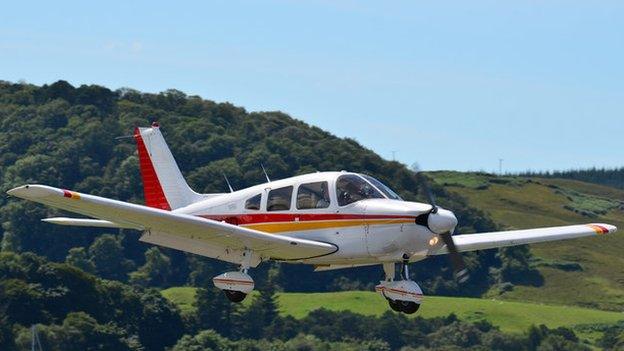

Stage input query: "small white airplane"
[{"left": 7, "top": 123, "right": 617, "bottom": 314}]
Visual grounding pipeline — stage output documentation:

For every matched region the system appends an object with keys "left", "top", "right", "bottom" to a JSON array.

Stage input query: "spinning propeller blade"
[
  {"left": 439, "top": 229, "right": 469, "bottom": 283},
  {"left": 416, "top": 172, "right": 469, "bottom": 283},
  {"left": 417, "top": 172, "right": 438, "bottom": 213}
]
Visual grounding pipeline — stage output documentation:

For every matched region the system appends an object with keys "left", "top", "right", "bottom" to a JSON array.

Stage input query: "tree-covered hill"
[{"left": 0, "top": 80, "right": 532, "bottom": 296}]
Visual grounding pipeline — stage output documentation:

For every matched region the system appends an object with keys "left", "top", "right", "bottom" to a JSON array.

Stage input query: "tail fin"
[{"left": 133, "top": 123, "right": 203, "bottom": 210}]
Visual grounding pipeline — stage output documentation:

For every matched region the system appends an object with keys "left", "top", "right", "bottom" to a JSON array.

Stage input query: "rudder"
[{"left": 133, "top": 122, "right": 203, "bottom": 210}]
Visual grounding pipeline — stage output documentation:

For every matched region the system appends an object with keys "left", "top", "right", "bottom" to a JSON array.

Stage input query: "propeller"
[{"left": 415, "top": 173, "right": 469, "bottom": 283}]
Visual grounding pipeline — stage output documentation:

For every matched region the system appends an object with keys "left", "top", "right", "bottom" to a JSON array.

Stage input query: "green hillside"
[
  {"left": 162, "top": 288, "right": 624, "bottom": 336},
  {"left": 430, "top": 172, "right": 624, "bottom": 311}
]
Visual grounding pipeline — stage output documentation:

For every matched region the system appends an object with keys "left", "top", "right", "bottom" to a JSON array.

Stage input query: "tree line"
[{"left": 519, "top": 167, "right": 624, "bottom": 190}]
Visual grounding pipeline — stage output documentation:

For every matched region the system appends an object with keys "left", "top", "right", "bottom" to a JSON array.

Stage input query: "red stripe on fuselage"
[
  {"left": 134, "top": 127, "right": 171, "bottom": 211},
  {"left": 199, "top": 213, "right": 414, "bottom": 226}
]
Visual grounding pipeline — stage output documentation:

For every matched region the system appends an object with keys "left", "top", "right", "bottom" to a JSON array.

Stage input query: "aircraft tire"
[
  {"left": 388, "top": 299, "right": 403, "bottom": 312},
  {"left": 399, "top": 301, "right": 420, "bottom": 314},
  {"left": 224, "top": 290, "right": 247, "bottom": 303}
]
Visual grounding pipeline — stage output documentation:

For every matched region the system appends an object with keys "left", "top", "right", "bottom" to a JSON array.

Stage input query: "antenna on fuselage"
[
  {"left": 222, "top": 173, "right": 234, "bottom": 193},
  {"left": 260, "top": 163, "right": 271, "bottom": 183}
]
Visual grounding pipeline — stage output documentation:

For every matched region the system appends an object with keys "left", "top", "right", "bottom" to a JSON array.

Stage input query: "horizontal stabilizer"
[{"left": 314, "top": 263, "right": 379, "bottom": 272}]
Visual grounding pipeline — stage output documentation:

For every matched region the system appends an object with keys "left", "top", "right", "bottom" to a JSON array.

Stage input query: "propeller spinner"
[{"left": 415, "top": 173, "right": 469, "bottom": 283}]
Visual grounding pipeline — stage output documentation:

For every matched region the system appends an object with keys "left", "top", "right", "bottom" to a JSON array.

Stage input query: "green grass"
[
  {"left": 161, "top": 288, "right": 624, "bottom": 335},
  {"left": 161, "top": 286, "right": 197, "bottom": 313}
]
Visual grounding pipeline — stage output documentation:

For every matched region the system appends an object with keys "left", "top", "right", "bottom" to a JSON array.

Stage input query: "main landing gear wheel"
[
  {"left": 213, "top": 269, "right": 254, "bottom": 303},
  {"left": 224, "top": 289, "right": 247, "bottom": 303}
]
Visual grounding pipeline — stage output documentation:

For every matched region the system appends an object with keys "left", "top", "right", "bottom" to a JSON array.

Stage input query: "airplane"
[{"left": 6, "top": 122, "right": 617, "bottom": 314}]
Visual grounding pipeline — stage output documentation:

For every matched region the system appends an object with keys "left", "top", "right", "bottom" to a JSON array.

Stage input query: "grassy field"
[
  {"left": 430, "top": 172, "right": 624, "bottom": 311},
  {"left": 161, "top": 286, "right": 198, "bottom": 314},
  {"left": 162, "top": 287, "right": 623, "bottom": 336}
]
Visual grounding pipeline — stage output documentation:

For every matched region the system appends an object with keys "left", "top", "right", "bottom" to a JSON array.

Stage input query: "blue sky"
[{"left": 1, "top": 1, "right": 622, "bottom": 172}]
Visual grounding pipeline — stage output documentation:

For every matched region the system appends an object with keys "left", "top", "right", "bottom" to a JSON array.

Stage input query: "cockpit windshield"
[
  {"left": 361, "top": 174, "right": 403, "bottom": 201},
  {"left": 336, "top": 174, "right": 384, "bottom": 206}
]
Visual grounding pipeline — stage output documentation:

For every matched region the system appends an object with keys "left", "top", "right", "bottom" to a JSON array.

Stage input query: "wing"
[
  {"left": 7, "top": 185, "right": 338, "bottom": 264},
  {"left": 432, "top": 223, "right": 617, "bottom": 255}
]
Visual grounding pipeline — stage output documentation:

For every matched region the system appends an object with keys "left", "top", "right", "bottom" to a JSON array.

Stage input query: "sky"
[{"left": 1, "top": 1, "right": 622, "bottom": 172}]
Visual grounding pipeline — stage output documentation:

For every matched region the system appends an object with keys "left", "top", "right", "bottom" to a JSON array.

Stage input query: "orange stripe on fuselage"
[
  {"left": 198, "top": 213, "right": 415, "bottom": 234},
  {"left": 245, "top": 218, "right": 413, "bottom": 233}
]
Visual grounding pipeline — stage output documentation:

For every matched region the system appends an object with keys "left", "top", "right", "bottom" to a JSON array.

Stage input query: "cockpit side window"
[
  {"left": 245, "top": 194, "right": 262, "bottom": 210},
  {"left": 297, "top": 181, "right": 330, "bottom": 209},
  {"left": 267, "top": 186, "right": 293, "bottom": 211},
  {"left": 361, "top": 174, "right": 402, "bottom": 200},
  {"left": 336, "top": 174, "right": 384, "bottom": 206}
]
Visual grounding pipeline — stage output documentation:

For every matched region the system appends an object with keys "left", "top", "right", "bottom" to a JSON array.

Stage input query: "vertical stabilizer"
[{"left": 133, "top": 123, "right": 203, "bottom": 210}]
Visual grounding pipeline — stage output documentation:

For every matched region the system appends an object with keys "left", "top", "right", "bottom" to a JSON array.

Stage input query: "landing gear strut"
[{"left": 375, "top": 259, "right": 422, "bottom": 314}]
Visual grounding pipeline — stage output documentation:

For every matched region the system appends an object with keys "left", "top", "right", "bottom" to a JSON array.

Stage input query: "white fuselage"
[{"left": 174, "top": 171, "right": 443, "bottom": 265}]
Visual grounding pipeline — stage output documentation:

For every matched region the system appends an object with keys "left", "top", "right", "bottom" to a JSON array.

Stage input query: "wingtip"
[
  {"left": 6, "top": 184, "right": 62, "bottom": 199},
  {"left": 589, "top": 223, "right": 617, "bottom": 235},
  {"left": 7, "top": 185, "right": 30, "bottom": 197}
]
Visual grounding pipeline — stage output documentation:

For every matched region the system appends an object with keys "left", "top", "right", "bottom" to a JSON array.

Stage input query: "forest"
[{"left": 0, "top": 80, "right": 621, "bottom": 350}]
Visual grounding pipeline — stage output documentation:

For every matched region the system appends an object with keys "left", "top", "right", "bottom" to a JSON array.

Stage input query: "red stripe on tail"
[{"left": 134, "top": 127, "right": 171, "bottom": 210}]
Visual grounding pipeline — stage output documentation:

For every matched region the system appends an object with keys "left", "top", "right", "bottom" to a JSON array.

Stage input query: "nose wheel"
[
  {"left": 376, "top": 260, "right": 423, "bottom": 314},
  {"left": 388, "top": 299, "right": 420, "bottom": 314}
]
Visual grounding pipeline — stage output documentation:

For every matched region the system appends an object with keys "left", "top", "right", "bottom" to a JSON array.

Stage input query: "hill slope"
[{"left": 430, "top": 172, "right": 624, "bottom": 310}]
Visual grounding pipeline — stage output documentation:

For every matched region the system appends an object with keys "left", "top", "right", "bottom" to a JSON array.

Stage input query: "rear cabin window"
[
  {"left": 297, "top": 181, "right": 330, "bottom": 209},
  {"left": 267, "top": 186, "right": 293, "bottom": 211},
  {"left": 336, "top": 174, "right": 384, "bottom": 206},
  {"left": 244, "top": 194, "right": 262, "bottom": 210}
]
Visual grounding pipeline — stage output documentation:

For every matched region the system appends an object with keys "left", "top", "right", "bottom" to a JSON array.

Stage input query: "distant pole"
[
  {"left": 498, "top": 158, "right": 504, "bottom": 175},
  {"left": 391, "top": 150, "right": 397, "bottom": 161}
]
